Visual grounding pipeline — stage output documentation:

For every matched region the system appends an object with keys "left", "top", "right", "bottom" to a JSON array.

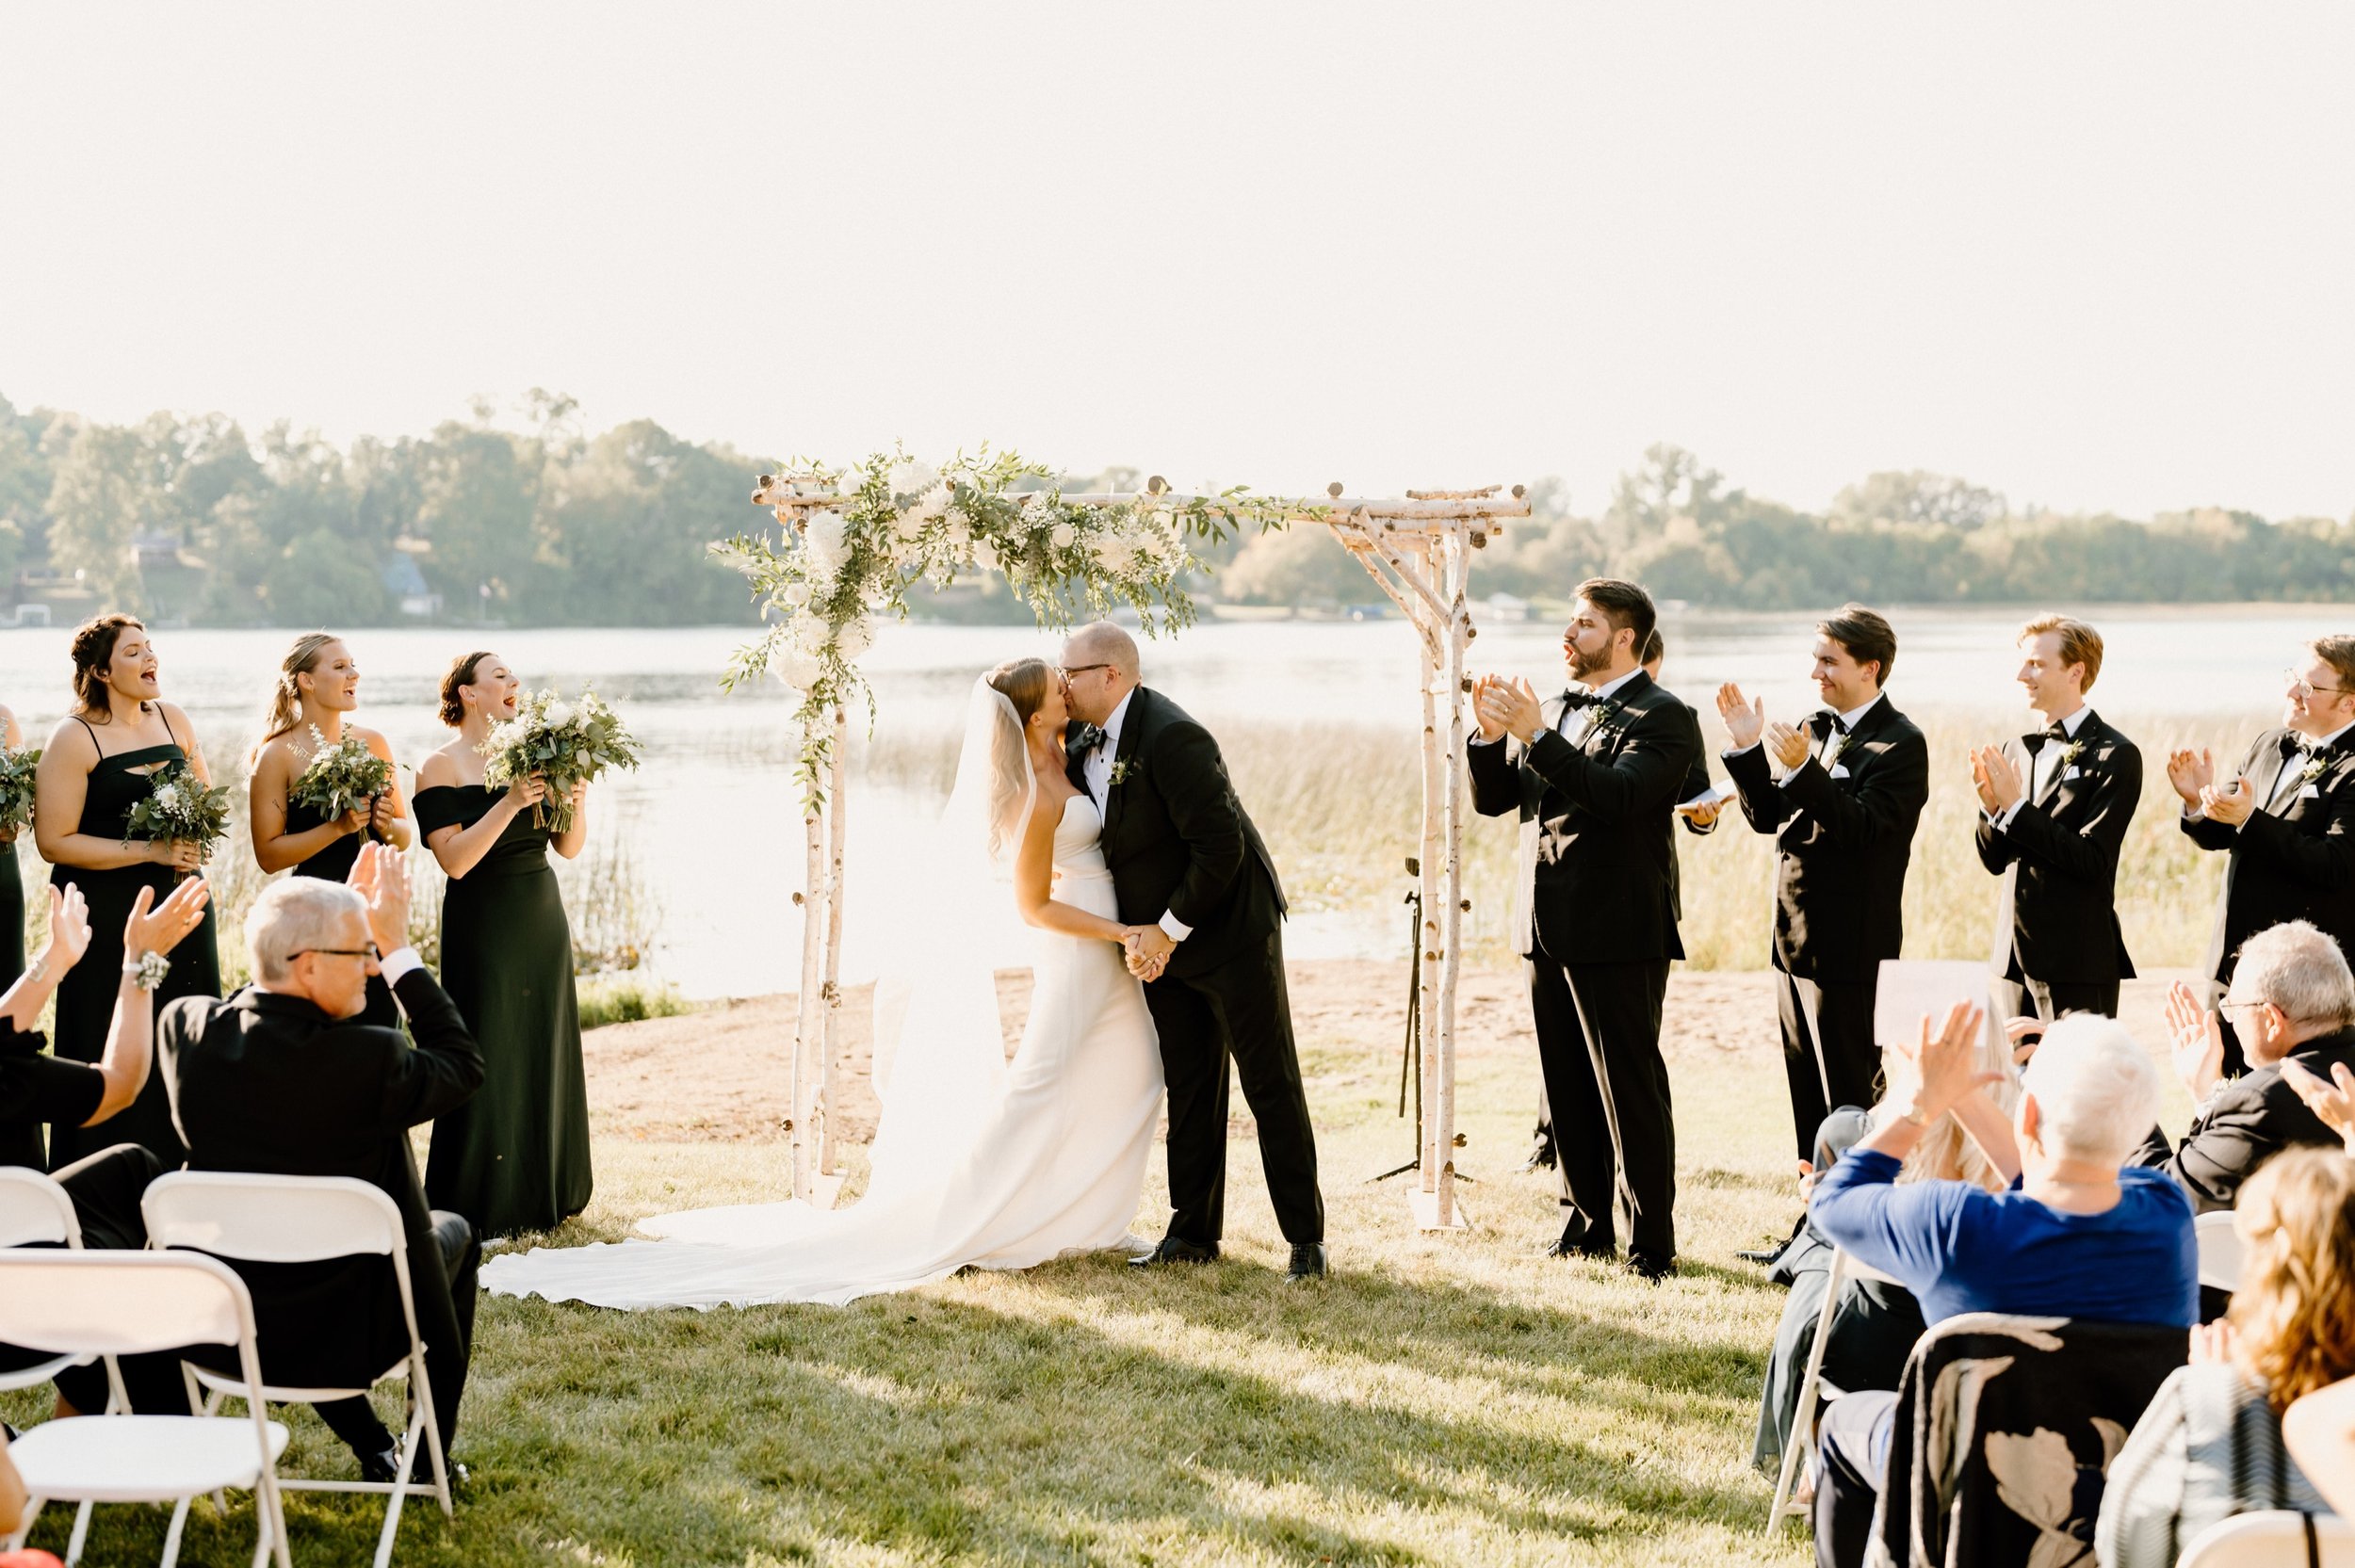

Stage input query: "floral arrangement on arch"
[{"left": 713, "top": 447, "right": 1295, "bottom": 808}]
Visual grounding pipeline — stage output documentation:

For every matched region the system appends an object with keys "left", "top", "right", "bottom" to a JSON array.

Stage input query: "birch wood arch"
[{"left": 739, "top": 474, "right": 1529, "bottom": 1229}]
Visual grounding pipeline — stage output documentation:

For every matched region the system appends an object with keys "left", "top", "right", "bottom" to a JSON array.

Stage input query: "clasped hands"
[
  {"left": 1122, "top": 924, "right": 1173, "bottom": 982},
  {"left": 1714, "top": 684, "right": 1810, "bottom": 770},
  {"left": 2166, "top": 746, "right": 2254, "bottom": 824},
  {"left": 1969, "top": 746, "right": 2024, "bottom": 814}
]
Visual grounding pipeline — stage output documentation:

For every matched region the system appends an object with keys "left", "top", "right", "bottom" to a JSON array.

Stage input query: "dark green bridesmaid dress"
[
  {"left": 0, "top": 835, "right": 31, "bottom": 1171},
  {"left": 47, "top": 712, "right": 223, "bottom": 1171},
  {"left": 414, "top": 784, "right": 592, "bottom": 1237},
  {"left": 283, "top": 796, "right": 398, "bottom": 1028}
]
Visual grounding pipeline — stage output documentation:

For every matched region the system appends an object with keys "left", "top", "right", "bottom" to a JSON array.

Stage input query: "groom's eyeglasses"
[{"left": 1059, "top": 664, "right": 1113, "bottom": 679}]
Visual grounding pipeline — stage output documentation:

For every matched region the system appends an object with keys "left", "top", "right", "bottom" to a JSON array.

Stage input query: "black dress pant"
[
  {"left": 1527, "top": 951, "right": 1676, "bottom": 1261},
  {"left": 1993, "top": 972, "right": 2120, "bottom": 1026},
  {"left": 1814, "top": 1388, "right": 1899, "bottom": 1568},
  {"left": 1777, "top": 971, "right": 1882, "bottom": 1163},
  {"left": 314, "top": 1210, "right": 479, "bottom": 1458},
  {"left": 1142, "top": 930, "right": 1324, "bottom": 1248}
]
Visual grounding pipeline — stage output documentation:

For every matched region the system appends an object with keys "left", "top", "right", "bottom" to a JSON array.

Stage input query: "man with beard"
[
  {"left": 1969, "top": 614, "right": 2142, "bottom": 1023},
  {"left": 1470, "top": 579, "right": 1700, "bottom": 1281},
  {"left": 1717, "top": 605, "right": 1929, "bottom": 1167},
  {"left": 2170, "top": 635, "right": 2355, "bottom": 1077}
]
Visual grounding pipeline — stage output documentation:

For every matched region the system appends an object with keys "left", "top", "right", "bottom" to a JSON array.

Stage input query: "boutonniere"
[
  {"left": 1577, "top": 699, "right": 1627, "bottom": 743},
  {"left": 1108, "top": 758, "right": 1134, "bottom": 789},
  {"left": 2057, "top": 738, "right": 2087, "bottom": 770},
  {"left": 2297, "top": 752, "right": 2331, "bottom": 785}
]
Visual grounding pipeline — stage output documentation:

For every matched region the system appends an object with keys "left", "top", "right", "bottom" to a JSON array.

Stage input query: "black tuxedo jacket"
[
  {"left": 2131, "top": 1026, "right": 2355, "bottom": 1213},
  {"left": 1066, "top": 686, "right": 1285, "bottom": 980},
  {"left": 1725, "top": 697, "right": 1929, "bottom": 984},
  {"left": 2184, "top": 727, "right": 2355, "bottom": 982},
  {"left": 1973, "top": 712, "right": 2142, "bottom": 985},
  {"left": 1465, "top": 671, "right": 1701, "bottom": 963},
  {"left": 161, "top": 970, "right": 483, "bottom": 1391}
]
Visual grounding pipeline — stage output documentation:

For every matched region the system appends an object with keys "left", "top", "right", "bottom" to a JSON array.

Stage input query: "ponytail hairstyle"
[
  {"left": 68, "top": 613, "right": 146, "bottom": 718},
  {"left": 261, "top": 632, "right": 342, "bottom": 745},
  {"left": 439, "top": 651, "right": 496, "bottom": 728}
]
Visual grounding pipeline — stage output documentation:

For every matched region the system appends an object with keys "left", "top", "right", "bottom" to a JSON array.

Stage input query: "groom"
[{"left": 1059, "top": 622, "right": 1327, "bottom": 1282}]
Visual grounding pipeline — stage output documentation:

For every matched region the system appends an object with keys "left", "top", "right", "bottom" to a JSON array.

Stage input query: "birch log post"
[
  {"left": 790, "top": 795, "right": 826, "bottom": 1201},
  {"left": 1430, "top": 528, "right": 1470, "bottom": 1228},
  {"left": 814, "top": 706, "right": 851, "bottom": 1205}
]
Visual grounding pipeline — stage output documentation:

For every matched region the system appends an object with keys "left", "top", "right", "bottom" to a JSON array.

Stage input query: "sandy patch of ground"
[{"left": 584, "top": 961, "right": 2194, "bottom": 1144}]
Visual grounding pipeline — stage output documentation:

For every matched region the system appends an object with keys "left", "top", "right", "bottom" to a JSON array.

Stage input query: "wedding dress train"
[{"left": 479, "top": 794, "right": 1162, "bottom": 1309}]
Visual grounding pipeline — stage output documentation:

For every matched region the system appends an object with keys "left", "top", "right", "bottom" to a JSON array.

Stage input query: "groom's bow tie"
[
  {"left": 2024, "top": 724, "right": 2069, "bottom": 752},
  {"left": 1561, "top": 690, "right": 1595, "bottom": 711},
  {"left": 1808, "top": 710, "right": 1848, "bottom": 738},
  {"left": 1074, "top": 724, "right": 1109, "bottom": 752}
]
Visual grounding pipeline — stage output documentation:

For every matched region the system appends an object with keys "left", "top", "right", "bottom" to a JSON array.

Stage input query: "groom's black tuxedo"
[
  {"left": 1468, "top": 670, "right": 1699, "bottom": 1264},
  {"left": 1069, "top": 686, "right": 1322, "bottom": 1249},
  {"left": 1973, "top": 711, "right": 2142, "bottom": 1020}
]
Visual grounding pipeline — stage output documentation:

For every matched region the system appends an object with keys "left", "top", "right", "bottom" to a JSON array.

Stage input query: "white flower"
[
  {"left": 836, "top": 615, "right": 875, "bottom": 660},
  {"left": 973, "top": 541, "right": 999, "bottom": 572},
  {"left": 831, "top": 464, "right": 863, "bottom": 497},
  {"left": 544, "top": 700, "right": 576, "bottom": 730},
  {"left": 1097, "top": 536, "right": 1140, "bottom": 574},
  {"left": 155, "top": 784, "right": 182, "bottom": 811},
  {"left": 1049, "top": 522, "right": 1076, "bottom": 550},
  {"left": 782, "top": 580, "right": 811, "bottom": 608},
  {"left": 886, "top": 459, "right": 939, "bottom": 498},
  {"left": 773, "top": 650, "right": 825, "bottom": 692},
  {"left": 803, "top": 509, "right": 850, "bottom": 577},
  {"left": 944, "top": 515, "right": 972, "bottom": 549}
]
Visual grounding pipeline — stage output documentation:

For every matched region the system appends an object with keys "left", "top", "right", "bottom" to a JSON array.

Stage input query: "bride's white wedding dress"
[{"left": 480, "top": 793, "right": 1163, "bottom": 1310}]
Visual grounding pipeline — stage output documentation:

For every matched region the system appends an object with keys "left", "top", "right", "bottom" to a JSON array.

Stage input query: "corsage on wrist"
[{"left": 122, "top": 950, "right": 171, "bottom": 993}]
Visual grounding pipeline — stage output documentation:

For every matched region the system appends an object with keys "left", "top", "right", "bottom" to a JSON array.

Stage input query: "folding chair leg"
[
  {"left": 205, "top": 1388, "right": 232, "bottom": 1514},
  {"left": 66, "top": 1497, "right": 94, "bottom": 1565},
  {"left": 372, "top": 1416, "right": 422, "bottom": 1568},
  {"left": 6, "top": 1496, "right": 41, "bottom": 1552},
  {"left": 161, "top": 1495, "right": 192, "bottom": 1568}
]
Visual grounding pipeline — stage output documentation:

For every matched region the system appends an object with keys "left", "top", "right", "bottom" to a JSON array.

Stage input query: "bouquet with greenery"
[
  {"left": 0, "top": 744, "right": 39, "bottom": 837},
  {"left": 479, "top": 687, "right": 642, "bottom": 834},
  {"left": 290, "top": 725, "right": 394, "bottom": 835},
  {"left": 122, "top": 759, "right": 233, "bottom": 865}
]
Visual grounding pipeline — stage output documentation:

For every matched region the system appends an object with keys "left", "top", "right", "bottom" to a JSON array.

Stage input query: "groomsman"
[
  {"left": 1470, "top": 578, "right": 1699, "bottom": 1281},
  {"left": 1717, "top": 606, "right": 1928, "bottom": 1161},
  {"left": 1969, "top": 615, "right": 2142, "bottom": 1022},
  {"left": 2170, "top": 636, "right": 2355, "bottom": 1075}
]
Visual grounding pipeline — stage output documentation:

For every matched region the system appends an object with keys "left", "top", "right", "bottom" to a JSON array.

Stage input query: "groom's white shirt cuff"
[{"left": 1159, "top": 911, "right": 1192, "bottom": 942}]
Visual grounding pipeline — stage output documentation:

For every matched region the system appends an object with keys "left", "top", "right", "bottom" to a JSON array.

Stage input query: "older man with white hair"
[
  {"left": 2134, "top": 919, "right": 2355, "bottom": 1216},
  {"left": 160, "top": 843, "right": 484, "bottom": 1482},
  {"left": 1804, "top": 1008, "right": 2198, "bottom": 1567}
]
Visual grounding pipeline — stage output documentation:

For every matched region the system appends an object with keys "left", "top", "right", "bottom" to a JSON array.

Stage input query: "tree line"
[{"left": 3, "top": 396, "right": 2347, "bottom": 627}]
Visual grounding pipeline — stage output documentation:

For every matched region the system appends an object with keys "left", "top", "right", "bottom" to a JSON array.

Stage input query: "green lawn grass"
[{"left": 8, "top": 1017, "right": 1820, "bottom": 1566}]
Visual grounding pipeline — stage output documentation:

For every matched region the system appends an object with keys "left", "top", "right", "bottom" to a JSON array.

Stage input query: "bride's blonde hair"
[{"left": 981, "top": 658, "right": 1054, "bottom": 858}]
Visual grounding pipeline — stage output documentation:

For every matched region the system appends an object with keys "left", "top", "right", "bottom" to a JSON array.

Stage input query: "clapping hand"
[
  {"left": 2004, "top": 1014, "right": 2045, "bottom": 1066},
  {"left": 1971, "top": 746, "right": 2024, "bottom": 814},
  {"left": 2167, "top": 748, "right": 2215, "bottom": 807},
  {"left": 1716, "top": 684, "right": 1765, "bottom": 751},
  {"left": 2199, "top": 775, "right": 2256, "bottom": 827},
  {"left": 1764, "top": 720, "right": 1810, "bottom": 772},
  {"left": 1475, "top": 677, "right": 1544, "bottom": 745},
  {"left": 1123, "top": 925, "right": 1174, "bottom": 982},
  {"left": 2282, "top": 1058, "right": 2355, "bottom": 1154},
  {"left": 348, "top": 841, "right": 413, "bottom": 958},
  {"left": 2164, "top": 979, "right": 2228, "bottom": 1096},
  {"left": 1470, "top": 675, "right": 1507, "bottom": 743},
  {"left": 124, "top": 876, "right": 211, "bottom": 961},
  {"left": 1888, "top": 1001, "right": 1998, "bottom": 1122},
  {"left": 42, "top": 883, "right": 93, "bottom": 975}
]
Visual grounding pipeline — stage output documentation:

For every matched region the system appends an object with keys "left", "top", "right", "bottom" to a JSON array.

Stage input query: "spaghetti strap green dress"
[
  {"left": 284, "top": 797, "right": 398, "bottom": 1028},
  {"left": 48, "top": 714, "right": 223, "bottom": 1170},
  {"left": 414, "top": 784, "right": 593, "bottom": 1237}
]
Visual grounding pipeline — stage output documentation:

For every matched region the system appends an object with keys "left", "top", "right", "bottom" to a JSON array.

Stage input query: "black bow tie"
[
  {"left": 2025, "top": 725, "right": 2069, "bottom": 753},
  {"left": 1809, "top": 711, "right": 1849, "bottom": 738},
  {"left": 2282, "top": 732, "right": 2316, "bottom": 762},
  {"left": 1562, "top": 691, "right": 1595, "bottom": 711},
  {"left": 1074, "top": 724, "right": 1108, "bottom": 752}
]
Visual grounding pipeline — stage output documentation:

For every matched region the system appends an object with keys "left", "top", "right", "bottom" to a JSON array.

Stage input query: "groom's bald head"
[{"left": 1059, "top": 622, "right": 1141, "bottom": 724}]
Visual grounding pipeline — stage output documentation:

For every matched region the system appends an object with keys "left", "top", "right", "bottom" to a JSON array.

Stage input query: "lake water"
[{"left": 0, "top": 605, "right": 2341, "bottom": 998}]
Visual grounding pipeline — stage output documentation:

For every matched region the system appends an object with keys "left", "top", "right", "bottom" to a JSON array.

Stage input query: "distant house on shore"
[{"left": 382, "top": 553, "right": 443, "bottom": 620}]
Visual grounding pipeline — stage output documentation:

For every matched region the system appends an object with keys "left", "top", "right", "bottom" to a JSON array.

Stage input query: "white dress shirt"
[
  {"left": 1726, "top": 690, "right": 1884, "bottom": 783},
  {"left": 1992, "top": 704, "right": 2091, "bottom": 831},
  {"left": 1083, "top": 687, "right": 1194, "bottom": 944}
]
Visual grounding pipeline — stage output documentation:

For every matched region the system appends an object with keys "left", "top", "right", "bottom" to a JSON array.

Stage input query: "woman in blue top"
[{"left": 1807, "top": 1005, "right": 2197, "bottom": 1568}]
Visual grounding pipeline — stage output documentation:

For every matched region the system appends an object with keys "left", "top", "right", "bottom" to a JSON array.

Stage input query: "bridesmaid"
[
  {"left": 414, "top": 650, "right": 593, "bottom": 1237},
  {"left": 0, "top": 700, "right": 26, "bottom": 991},
  {"left": 247, "top": 632, "right": 410, "bottom": 1026},
  {"left": 34, "top": 613, "right": 224, "bottom": 1169}
]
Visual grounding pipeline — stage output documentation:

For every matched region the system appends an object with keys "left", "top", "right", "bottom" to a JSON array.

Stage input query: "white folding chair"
[
  {"left": 2178, "top": 1509, "right": 2355, "bottom": 1566},
  {"left": 0, "top": 1251, "right": 290, "bottom": 1568},
  {"left": 2197, "top": 1208, "right": 2247, "bottom": 1296},
  {"left": 142, "top": 1172, "right": 452, "bottom": 1568},
  {"left": 0, "top": 1168, "right": 114, "bottom": 1401},
  {"left": 1766, "top": 1246, "right": 1907, "bottom": 1532}
]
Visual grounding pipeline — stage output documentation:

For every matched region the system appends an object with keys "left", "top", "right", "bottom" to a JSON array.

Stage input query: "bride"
[{"left": 480, "top": 658, "right": 1166, "bottom": 1309}]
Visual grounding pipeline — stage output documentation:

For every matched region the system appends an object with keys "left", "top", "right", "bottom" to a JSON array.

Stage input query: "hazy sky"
[{"left": 3, "top": 4, "right": 2349, "bottom": 520}]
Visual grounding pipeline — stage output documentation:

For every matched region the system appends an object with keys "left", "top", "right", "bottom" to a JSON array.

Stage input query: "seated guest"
[
  {"left": 2284, "top": 1375, "right": 2355, "bottom": 1519},
  {"left": 160, "top": 844, "right": 484, "bottom": 1482},
  {"left": 1808, "top": 1009, "right": 2197, "bottom": 1568},
  {"left": 2136, "top": 921, "right": 2355, "bottom": 1213},
  {"left": 2096, "top": 1148, "right": 2345, "bottom": 1565},
  {"left": 0, "top": 879, "right": 210, "bottom": 1417},
  {"left": 1755, "top": 1024, "right": 2022, "bottom": 1476}
]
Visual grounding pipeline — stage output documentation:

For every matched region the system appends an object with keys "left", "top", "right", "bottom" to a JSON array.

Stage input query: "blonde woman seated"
[
  {"left": 2095, "top": 1147, "right": 2347, "bottom": 1566},
  {"left": 1754, "top": 1023, "right": 2022, "bottom": 1475}
]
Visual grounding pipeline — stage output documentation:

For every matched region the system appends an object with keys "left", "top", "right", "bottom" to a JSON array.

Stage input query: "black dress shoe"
[
  {"left": 1544, "top": 1220, "right": 1615, "bottom": 1260},
  {"left": 1129, "top": 1236, "right": 1219, "bottom": 1268},
  {"left": 1625, "top": 1251, "right": 1678, "bottom": 1284},
  {"left": 358, "top": 1446, "right": 404, "bottom": 1484},
  {"left": 1285, "top": 1244, "right": 1327, "bottom": 1283},
  {"left": 1517, "top": 1140, "right": 1557, "bottom": 1174}
]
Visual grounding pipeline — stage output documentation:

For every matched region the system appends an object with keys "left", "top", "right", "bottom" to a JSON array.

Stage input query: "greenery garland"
[{"left": 714, "top": 446, "right": 1300, "bottom": 809}]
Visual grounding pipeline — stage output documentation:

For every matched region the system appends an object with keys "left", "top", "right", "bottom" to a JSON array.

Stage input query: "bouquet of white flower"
[
  {"left": 122, "top": 759, "right": 233, "bottom": 865},
  {"left": 0, "top": 743, "right": 39, "bottom": 837},
  {"left": 289, "top": 725, "right": 395, "bottom": 835},
  {"left": 479, "top": 688, "right": 642, "bottom": 834}
]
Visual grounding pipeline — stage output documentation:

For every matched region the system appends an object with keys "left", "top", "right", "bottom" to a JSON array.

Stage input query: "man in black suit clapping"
[
  {"left": 1717, "top": 605, "right": 1929, "bottom": 1164},
  {"left": 1470, "top": 578, "right": 1700, "bottom": 1281},
  {"left": 161, "top": 843, "right": 484, "bottom": 1481},
  {"left": 1969, "top": 614, "right": 2143, "bottom": 1023},
  {"left": 2170, "top": 636, "right": 2355, "bottom": 1077}
]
